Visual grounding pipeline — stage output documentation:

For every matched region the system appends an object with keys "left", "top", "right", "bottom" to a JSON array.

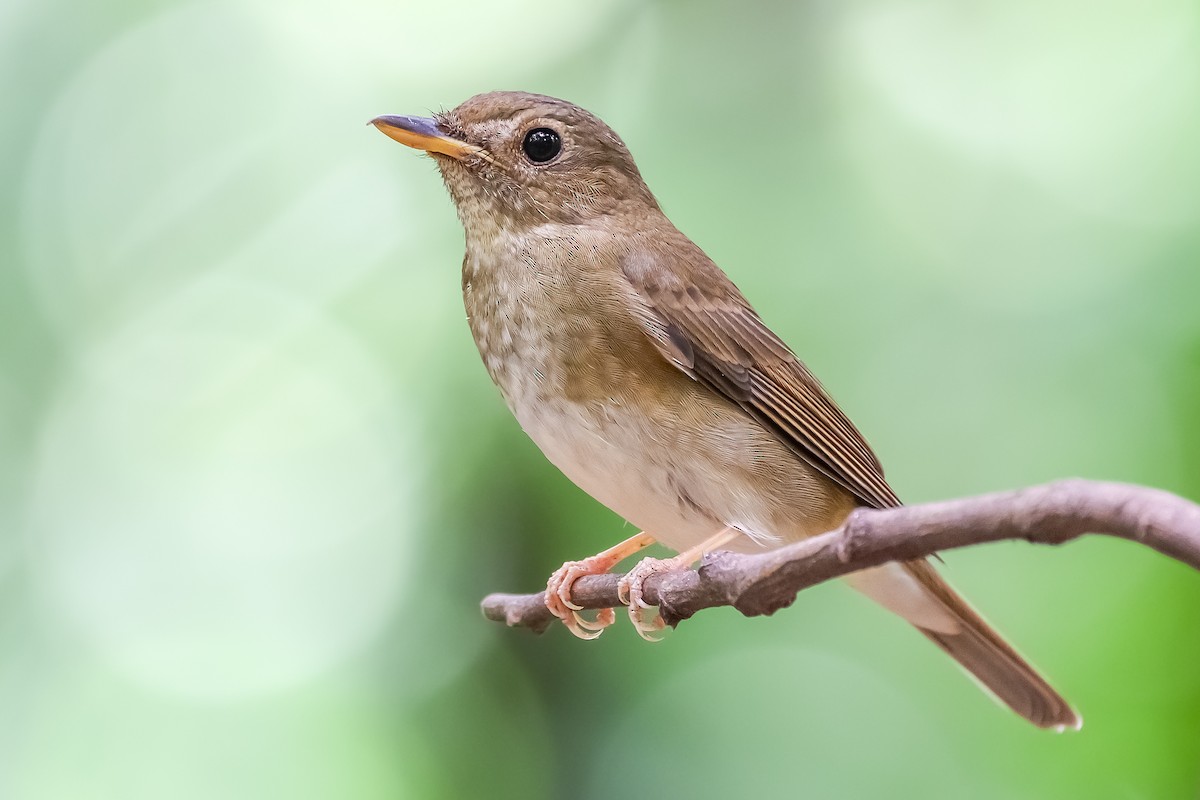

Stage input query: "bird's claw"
[
  {"left": 545, "top": 558, "right": 618, "bottom": 640},
  {"left": 617, "top": 556, "right": 684, "bottom": 642}
]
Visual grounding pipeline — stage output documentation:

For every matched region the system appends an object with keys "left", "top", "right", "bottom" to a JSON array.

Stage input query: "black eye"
[{"left": 522, "top": 128, "right": 561, "bottom": 163}]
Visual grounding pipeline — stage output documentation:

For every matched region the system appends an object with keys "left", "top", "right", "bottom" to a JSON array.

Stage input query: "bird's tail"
[{"left": 846, "top": 560, "right": 1079, "bottom": 730}]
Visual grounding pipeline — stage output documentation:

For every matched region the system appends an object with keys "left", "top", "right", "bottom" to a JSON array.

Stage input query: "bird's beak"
[{"left": 370, "top": 115, "right": 483, "bottom": 161}]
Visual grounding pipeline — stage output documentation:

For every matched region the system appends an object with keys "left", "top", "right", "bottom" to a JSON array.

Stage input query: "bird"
[{"left": 371, "top": 91, "right": 1079, "bottom": 730}]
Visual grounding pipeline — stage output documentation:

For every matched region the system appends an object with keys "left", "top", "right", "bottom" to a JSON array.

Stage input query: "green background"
[{"left": 3, "top": 0, "right": 1199, "bottom": 797}]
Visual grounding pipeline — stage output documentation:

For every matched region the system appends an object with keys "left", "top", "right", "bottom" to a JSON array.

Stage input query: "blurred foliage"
[{"left": 2, "top": 0, "right": 1199, "bottom": 797}]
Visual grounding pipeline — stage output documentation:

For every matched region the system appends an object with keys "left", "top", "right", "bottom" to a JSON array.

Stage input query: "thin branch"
[{"left": 480, "top": 479, "right": 1200, "bottom": 633}]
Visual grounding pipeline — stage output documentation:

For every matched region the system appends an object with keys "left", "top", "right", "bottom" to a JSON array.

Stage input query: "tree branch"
[{"left": 480, "top": 479, "right": 1200, "bottom": 633}]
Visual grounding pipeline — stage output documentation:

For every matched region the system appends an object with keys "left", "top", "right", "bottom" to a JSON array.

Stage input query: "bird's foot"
[
  {"left": 616, "top": 555, "right": 691, "bottom": 641},
  {"left": 616, "top": 527, "right": 742, "bottom": 642},
  {"left": 545, "top": 558, "right": 618, "bottom": 640},
  {"left": 543, "top": 531, "right": 656, "bottom": 640}
]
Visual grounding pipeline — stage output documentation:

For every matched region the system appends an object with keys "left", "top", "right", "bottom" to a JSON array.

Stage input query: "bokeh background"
[{"left": 3, "top": 0, "right": 1200, "bottom": 797}]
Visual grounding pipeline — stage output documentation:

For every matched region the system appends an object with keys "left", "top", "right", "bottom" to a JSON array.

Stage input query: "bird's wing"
[
  {"left": 621, "top": 248, "right": 901, "bottom": 510},
  {"left": 621, "top": 250, "right": 1083, "bottom": 729}
]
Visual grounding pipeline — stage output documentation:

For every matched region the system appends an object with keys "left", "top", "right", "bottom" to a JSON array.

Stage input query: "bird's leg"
[
  {"left": 545, "top": 531, "right": 657, "bottom": 640},
  {"left": 618, "top": 527, "right": 741, "bottom": 641}
]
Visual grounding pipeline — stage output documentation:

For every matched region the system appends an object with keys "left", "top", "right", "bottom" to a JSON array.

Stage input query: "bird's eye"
[{"left": 522, "top": 128, "right": 562, "bottom": 163}]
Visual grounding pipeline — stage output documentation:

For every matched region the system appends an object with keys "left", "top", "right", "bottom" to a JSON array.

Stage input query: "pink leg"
[
  {"left": 617, "top": 527, "right": 741, "bottom": 641},
  {"left": 545, "top": 532, "right": 656, "bottom": 640}
]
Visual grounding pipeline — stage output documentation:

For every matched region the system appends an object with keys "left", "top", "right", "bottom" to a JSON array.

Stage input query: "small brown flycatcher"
[{"left": 372, "top": 92, "right": 1079, "bottom": 730}]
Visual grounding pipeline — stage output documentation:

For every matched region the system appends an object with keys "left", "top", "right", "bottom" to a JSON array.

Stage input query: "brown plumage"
[{"left": 373, "top": 91, "right": 1079, "bottom": 730}]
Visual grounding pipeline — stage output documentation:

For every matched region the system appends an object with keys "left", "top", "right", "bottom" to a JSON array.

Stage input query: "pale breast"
[
  {"left": 461, "top": 226, "right": 854, "bottom": 555},
  {"left": 461, "top": 228, "right": 714, "bottom": 546}
]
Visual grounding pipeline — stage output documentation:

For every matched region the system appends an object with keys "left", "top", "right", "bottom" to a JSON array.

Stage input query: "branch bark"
[{"left": 480, "top": 479, "right": 1200, "bottom": 633}]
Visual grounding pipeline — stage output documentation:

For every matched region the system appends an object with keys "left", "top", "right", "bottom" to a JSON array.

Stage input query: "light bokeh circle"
[{"left": 28, "top": 279, "right": 415, "bottom": 700}]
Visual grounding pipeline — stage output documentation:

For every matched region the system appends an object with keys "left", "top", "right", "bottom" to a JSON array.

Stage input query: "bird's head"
[{"left": 372, "top": 91, "right": 659, "bottom": 232}]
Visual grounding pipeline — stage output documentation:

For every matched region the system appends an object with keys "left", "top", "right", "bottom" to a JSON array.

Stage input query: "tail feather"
[{"left": 902, "top": 560, "right": 1080, "bottom": 730}]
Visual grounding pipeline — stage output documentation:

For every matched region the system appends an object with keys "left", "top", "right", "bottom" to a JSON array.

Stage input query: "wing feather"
[{"left": 623, "top": 251, "right": 901, "bottom": 510}]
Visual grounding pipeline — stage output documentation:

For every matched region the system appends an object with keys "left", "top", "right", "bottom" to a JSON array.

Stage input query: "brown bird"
[{"left": 372, "top": 91, "right": 1079, "bottom": 730}]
